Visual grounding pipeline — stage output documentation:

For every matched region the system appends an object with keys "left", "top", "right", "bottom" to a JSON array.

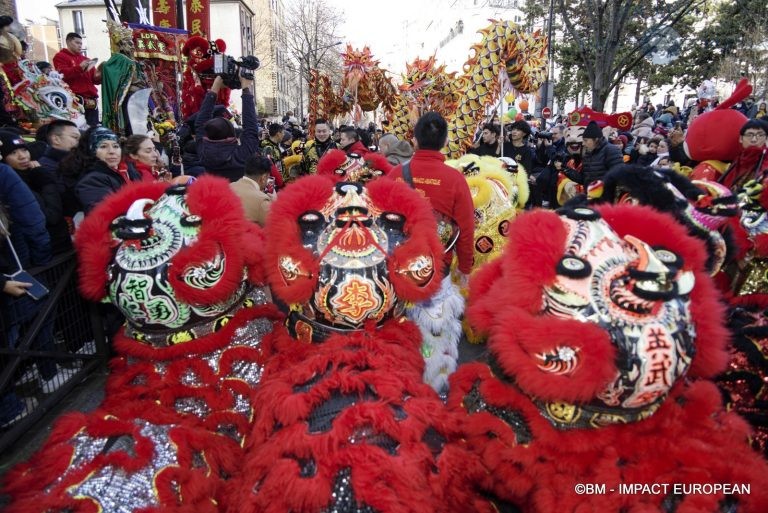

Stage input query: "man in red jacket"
[
  {"left": 53, "top": 32, "right": 101, "bottom": 127},
  {"left": 389, "top": 112, "right": 475, "bottom": 281},
  {"left": 339, "top": 126, "right": 370, "bottom": 156}
]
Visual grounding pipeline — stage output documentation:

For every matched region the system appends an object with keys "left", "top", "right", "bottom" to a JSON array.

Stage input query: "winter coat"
[
  {"left": 632, "top": 117, "right": 654, "bottom": 140},
  {"left": 581, "top": 139, "right": 625, "bottom": 188},
  {"left": 75, "top": 160, "right": 141, "bottom": 213},
  {"left": 195, "top": 89, "right": 261, "bottom": 182},
  {"left": 38, "top": 146, "right": 81, "bottom": 218},
  {"left": 0, "top": 163, "right": 51, "bottom": 279},
  {"left": 14, "top": 166, "right": 72, "bottom": 254},
  {"left": 389, "top": 150, "right": 475, "bottom": 275}
]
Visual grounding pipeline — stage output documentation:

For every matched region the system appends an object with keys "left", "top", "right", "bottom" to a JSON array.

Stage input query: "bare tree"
[{"left": 282, "top": 0, "right": 344, "bottom": 115}]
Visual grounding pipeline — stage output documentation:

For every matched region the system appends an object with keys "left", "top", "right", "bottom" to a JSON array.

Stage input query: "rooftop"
[{"left": 55, "top": 0, "right": 122, "bottom": 7}]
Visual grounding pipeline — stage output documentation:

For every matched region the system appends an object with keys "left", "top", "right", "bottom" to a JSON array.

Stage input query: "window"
[{"left": 72, "top": 10, "right": 84, "bottom": 36}]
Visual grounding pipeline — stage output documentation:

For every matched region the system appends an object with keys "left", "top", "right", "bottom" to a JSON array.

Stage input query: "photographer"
[
  {"left": 534, "top": 124, "right": 566, "bottom": 167},
  {"left": 195, "top": 75, "right": 260, "bottom": 182},
  {"left": 533, "top": 125, "right": 566, "bottom": 208}
]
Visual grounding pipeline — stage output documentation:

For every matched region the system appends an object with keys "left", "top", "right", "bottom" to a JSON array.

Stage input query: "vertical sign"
[
  {"left": 151, "top": 0, "right": 177, "bottom": 28},
  {"left": 185, "top": 0, "right": 210, "bottom": 38}
]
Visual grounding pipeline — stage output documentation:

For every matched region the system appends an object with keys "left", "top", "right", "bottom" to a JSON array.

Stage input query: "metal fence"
[{"left": 0, "top": 250, "right": 108, "bottom": 454}]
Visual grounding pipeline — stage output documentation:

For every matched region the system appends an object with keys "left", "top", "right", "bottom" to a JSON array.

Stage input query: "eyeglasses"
[{"left": 742, "top": 131, "right": 767, "bottom": 140}]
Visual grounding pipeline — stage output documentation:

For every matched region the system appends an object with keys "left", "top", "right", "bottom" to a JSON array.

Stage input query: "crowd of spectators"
[{"left": 3, "top": 25, "right": 768, "bottom": 430}]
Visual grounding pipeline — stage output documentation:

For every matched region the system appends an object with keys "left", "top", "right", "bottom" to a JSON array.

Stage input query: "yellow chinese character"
[
  {"left": 136, "top": 39, "right": 146, "bottom": 50},
  {"left": 147, "top": 40, "right": 157, "bottom": 50},
  {"left": 189, "top": 0, "right": 203, "bottom": 14},
  {"left": 191, "top": 19, "right": 203, "bottom": 36},
  {"left": 158, "top": 20, "right": 171, "bottom": 28},
  {"left": 157, "top": 42, "right": 167, "bottom": 53},
  {"left": 154, "top": 0, "right": 170, "bottom": 15}
]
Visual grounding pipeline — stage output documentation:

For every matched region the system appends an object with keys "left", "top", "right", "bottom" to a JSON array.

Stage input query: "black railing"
[{"left": 0, "top": 250, "right": 108, "bottom": 454}]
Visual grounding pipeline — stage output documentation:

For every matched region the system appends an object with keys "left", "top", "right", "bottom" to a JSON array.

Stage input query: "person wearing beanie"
[
  {"left": 195, "top": 75, "right": 261, "bottom": 182},
  {"left": 63, "top": 126, "right": 140, "bottom": 212},
  {"left": 0, "top": 130, "right": 72, "bottom": 403},
  {"left": 563, "top": 120, "right": 623, "bottom": 190},
  {"left": 384, "top": 139, "right": 414, "bottom": 165},
  {"left": 582, "top": 120, "right": 602, "bottom": 139},
  {"left": 0, "top": 130, "right": 73, "bottom": 253}
]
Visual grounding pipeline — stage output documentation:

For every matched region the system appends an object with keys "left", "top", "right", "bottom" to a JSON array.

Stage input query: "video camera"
[
  {"left": 535, "top": 131, "right": 553, "bottom": 141},
  {"left": 213, "top": 54, "right": 260, "bottom": 89}
]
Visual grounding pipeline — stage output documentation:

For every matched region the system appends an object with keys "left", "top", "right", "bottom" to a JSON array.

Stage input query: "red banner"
[
  {"left": 151, "top": 0, "right": 177, "bottom": 29},
  {"left": 131, "top": 25, "right": 186, "bottom": 62},
  {"left": 127, "top": 24, "right": 189, "bottom": 124},
  {"left": 186, "top": 0, "right": 210, "bottom": 38}
]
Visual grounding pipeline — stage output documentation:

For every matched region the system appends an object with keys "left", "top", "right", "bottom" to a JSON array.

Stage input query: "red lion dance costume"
[
  {"left": 447, "top": 204, "right": 768, "bottom": 512},
  {"left": 181, "top": 36, "right": 231, "bottom": 119},
  {"left": 224, "top": 174, "right": 484, "bottom": 513},
  {"left": 2, "top": 177, "right": 279, "bottom": 512}
]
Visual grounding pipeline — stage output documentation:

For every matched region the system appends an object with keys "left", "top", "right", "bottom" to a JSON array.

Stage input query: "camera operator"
[
  {"left": 534, "top": 124, "right": 566, "bottom": 166},
  {"left": 533, "top": 124, "right": 566, "bottom": 208},
  {"left": 195, "top": 74, "right": 260, "bottom": 182}
]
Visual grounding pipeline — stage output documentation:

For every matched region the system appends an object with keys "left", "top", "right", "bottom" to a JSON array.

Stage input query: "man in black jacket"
[
  {"left": 195, "top": 75, "right": 260, "bottom": 182},
  {"left": 469, "top": 124, "right": 501, "bottom": 157},
  {"left": 564, "top": 121, "right": 624, "bottom": 191}
]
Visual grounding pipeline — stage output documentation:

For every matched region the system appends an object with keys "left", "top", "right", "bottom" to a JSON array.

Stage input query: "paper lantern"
[
  {"left": 504, "top": 92, "right": 516, "bottom": 104},
  {"left": 519, "top": 99, "right": 529, "bottom": 112}
]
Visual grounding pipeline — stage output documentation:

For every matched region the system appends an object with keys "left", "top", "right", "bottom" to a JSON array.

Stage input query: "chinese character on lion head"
[
  {"left": 447, "top": 204, "right": 768, "bottom": 512},
  {"left": 2, "top": 176, "right": 279, "bottom": 513}
]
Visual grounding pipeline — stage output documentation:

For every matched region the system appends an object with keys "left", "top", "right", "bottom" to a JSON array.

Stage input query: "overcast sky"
[
  {"left": 17, "top": 0, "right": 59, "bottom": 22},
  {"left": 17, "top": 0, "right": 416, "bottom": 45},
  {"left": 16, "top": 0, "right": 420, "bottom": 72}
]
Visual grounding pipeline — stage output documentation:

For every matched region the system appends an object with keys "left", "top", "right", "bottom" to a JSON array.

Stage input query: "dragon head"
[
  {"left": 398, "top": 55, "right": 458, "bottom": 119},
  {"left": 13, "top": 60, "right": 86, "bottom": 128},
  {"left": 342, "top": 44, "right": 376, "bottom": 93}
]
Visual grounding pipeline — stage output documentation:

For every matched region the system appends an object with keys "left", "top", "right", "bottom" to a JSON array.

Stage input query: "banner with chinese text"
[
  {"left": 186, "top": 0, "right": 210, "bottom": 38},
  {"left": 151, "top": 0, "right": 177, "bottom": 28},
  {"left": 127, "top": 24, "right": 189, "bottom": 123},
  {"left": 131, "top": 24, "right": 186, "bottom": 61}
]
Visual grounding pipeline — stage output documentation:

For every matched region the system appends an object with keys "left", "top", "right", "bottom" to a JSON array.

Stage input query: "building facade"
[
  {"left": 0, "top": 0, "right": 16, "bottom": 18},
  {"left": 26, "top": 19, "right": 61, "bottom": 64},
  {"left": 54, "top": 0, "right": 296, "bottom": 118},
  {"left": 252, "top": 0, "right": 295, "bottom": 119},
  {"left": 56, "top": 0, "right": 121, "bottom": 63}
]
